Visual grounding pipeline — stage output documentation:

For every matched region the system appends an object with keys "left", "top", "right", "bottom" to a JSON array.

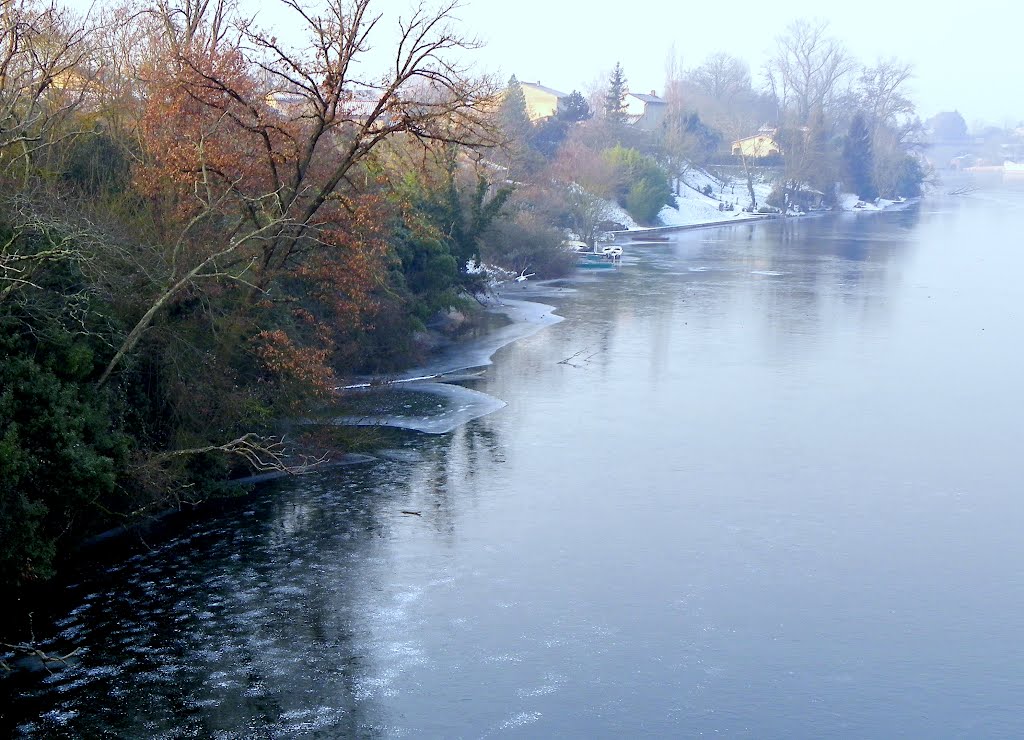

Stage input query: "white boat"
[
  {"left": 564, "top": 239, "right": 623, "bottom": 265},
  {"left": 577, "top": 244, "right": 623, "bottom": 269},
  {"left": 1004, "top": 161, "right": 1024, "bottom": 175}
]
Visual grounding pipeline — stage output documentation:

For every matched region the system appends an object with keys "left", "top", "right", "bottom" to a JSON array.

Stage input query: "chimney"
[{"left": 650, "top": 90, "right": 657, "bottom": 97}]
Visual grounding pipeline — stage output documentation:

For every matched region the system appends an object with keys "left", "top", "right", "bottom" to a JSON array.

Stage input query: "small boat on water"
[
  {"left": 574, "top": 243, "right": 623, "bottom": 269},
  {"left": 1004, "top": 161, "right": 1024, "bottom": 175}
]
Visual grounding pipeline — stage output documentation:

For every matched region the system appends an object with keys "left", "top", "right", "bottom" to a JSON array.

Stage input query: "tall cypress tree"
[
  {"left": 842, "top": 112, "right": 877, "bottom": 200},
  {"left": 499, "top": 75, "right": 532, "bottom": 142},
  {"left": 604, "top": 63, "right": 628, "bottom": 124}
]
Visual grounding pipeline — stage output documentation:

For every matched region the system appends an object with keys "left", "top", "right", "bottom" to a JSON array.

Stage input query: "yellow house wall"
[
  {"left": 521, "top": 86, "right": 559, "bottom": 121},
  {"left": 731, "top": 134, "right": 781, "bottom": 157}
]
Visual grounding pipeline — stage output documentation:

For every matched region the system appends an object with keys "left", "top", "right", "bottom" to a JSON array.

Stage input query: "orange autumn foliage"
[{"left": 253, "top": 329, "right": 334, "bottom": 397}]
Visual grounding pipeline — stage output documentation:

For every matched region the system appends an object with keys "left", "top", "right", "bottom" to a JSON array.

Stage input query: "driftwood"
[
  {"left": 558, "top": 348, "right": 601, "bottom": 369},
  {"left": 2, "top": 615, "right": 80, "bottom": 674},
  {"left": 152, "top": 433, "right": 328, "bottom": 474},
  {"left": 1, "top": 643, "right": 81, "bottom": 674}
]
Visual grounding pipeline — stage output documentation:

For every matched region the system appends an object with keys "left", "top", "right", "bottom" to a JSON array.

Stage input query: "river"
[{"left": 4, "top": 179, "right": 1024, "bottom": 737}]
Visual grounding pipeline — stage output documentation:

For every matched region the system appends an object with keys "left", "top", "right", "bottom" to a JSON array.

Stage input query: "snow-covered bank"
[
  {"left": 612, "top": 168, "right": 916, "bottom": 234},
  {"left": 837, "top": 192, "right": 916, "bottom": 212},
  {"left": 658, "top": 168, "right": 775, "bottom": 228},
  {"left": 599, "top": 167, "right": 776, "bottom": 233}
]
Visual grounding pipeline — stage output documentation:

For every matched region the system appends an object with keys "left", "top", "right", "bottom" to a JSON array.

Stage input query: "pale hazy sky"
[
  {"left": 66, "top": 0, "right": 1023, "bottom": 127},
  {"left": 452, "top": 0, "right": 1021, "bottom": 126}
]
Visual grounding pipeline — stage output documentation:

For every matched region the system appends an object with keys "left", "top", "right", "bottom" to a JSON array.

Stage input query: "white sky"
[
  {"left": 454, "top": 0, "right": 1022, "bottom": 127},
  {"left": 65, "top": 0, "right": 1023, "bottom": 127}
]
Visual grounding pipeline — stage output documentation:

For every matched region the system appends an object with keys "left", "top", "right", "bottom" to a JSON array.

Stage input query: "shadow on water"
[
  {"left": 23, "top": 199, "right": 1021, "bottom": 738},
  {"left": 2, "top": 417, "right": 507, "bottom": 738}
]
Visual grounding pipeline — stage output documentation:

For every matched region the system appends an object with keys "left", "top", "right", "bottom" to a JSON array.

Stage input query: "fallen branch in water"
[
  {"left": 1, "top": 643, "right": 81, "bottom": 674},
  {"left": 2, "top": 615, "right": 80, "bottom": 674},
  {"left": 152, "top": 434, "right": 328, "bottom": 474},
  {"left": 558, "top": 348, "right": 601, "bottom": 368}
]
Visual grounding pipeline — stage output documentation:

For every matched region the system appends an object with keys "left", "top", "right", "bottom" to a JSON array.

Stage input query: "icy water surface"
[{"left": 5, "top": 181, "right": 1024, "bottom": 737}]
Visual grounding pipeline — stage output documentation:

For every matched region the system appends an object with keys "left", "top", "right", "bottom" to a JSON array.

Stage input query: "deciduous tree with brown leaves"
[{"left": 99, "top": 0, "right": 498, "bottom": 387}]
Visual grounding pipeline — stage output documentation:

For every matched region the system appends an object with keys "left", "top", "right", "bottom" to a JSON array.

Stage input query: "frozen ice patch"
[
  {"left": 498, "top": 711, "right": 542, "bottom": 731},
  {"left": 336, "top": 382, "right": 506, "bottom": 435},
  {"left": 41, "top": 708, "right": 78, "bottom": 725},
  {"left": 516, "top": 672, "right": 566, "bottom": 698},
  {"left": 484, "top": 653, "right": 523, "bottom": 664},
  {"left": 343, "top": 299, "right": 562, "bottom": 387},
  {"left": 279, "top": 706, "right": 348, "bottom": 734},
  {"left": 377, "top": 449, "right": 426, "bottom": 463}
]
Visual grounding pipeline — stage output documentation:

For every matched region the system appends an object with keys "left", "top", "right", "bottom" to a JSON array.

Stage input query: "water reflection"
[
  {"left": 7, "top": 475, "right": 398, "bottom": 736},
  {"left": 5, "top": 416, "right": 512, "bottom": 737},
  {"left": 550, "top": 210, "right": 919, "bottom": 392},
  {"left": 10, "top": 194, "right": 1024, "bottom": 737}
]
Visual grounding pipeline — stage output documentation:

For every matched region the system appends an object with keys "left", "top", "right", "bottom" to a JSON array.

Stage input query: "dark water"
[{"left": 5, "top": 183, "right": 1024, "bottom": 737}]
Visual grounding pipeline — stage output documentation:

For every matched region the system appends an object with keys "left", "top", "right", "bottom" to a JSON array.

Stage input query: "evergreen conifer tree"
[
  {"left": 604, "top": 63, "right": 628, "bottom": 124},
  {"left": 499, "top": 76, "right": 533, "bottom": 140},
  {"left": 842, "top": 112, "right": 877, "bottom": 200},
  {"left": 559, "top": 90, "right": 592, "bottom": 122}
]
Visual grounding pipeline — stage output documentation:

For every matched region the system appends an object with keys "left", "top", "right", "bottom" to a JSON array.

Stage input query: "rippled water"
[{"left": 5, "top": 181, "right": 1024, "bottom": 737}]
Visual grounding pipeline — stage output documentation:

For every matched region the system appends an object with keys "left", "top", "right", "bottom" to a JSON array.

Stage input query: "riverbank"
[
  {"left": 10, "top": 185, "right": 1008, "bottom": 739},
  {"left": 1, "top": 196, "right": 919, "bottom": 667},
  {"left": 600, "top": 167, "right": 917, "bottom": 239}
]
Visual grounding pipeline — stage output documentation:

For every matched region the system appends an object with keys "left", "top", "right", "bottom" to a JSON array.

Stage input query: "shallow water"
[{"left": 5, "top": 181, "right": 1024, "bottom": 737}]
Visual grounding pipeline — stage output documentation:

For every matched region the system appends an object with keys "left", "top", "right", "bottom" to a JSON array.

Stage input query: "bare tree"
[
  {"left": 720, "top": 112, "right": 761, "bottom": 209},
  {"left": 96, "top": 0, "right": 499, "bottom": 386},
  {"left": 0, "top": 193, "right": 110, "bottom": 304},
  {"left": 687, "top": 52, "right": 751, "bottom": 107},
  {"left": 858, "top": 59, "right": 914, "bottom": 130},
  {"left": 857, "top": 59, "right": 922, "bottom": 196},
  {"left": 764, "top": 19, "right": 855, "bottom": 124},
  {"left": 559, "top": 183, "right": 612, "bottom": 247},
  {"left": 0, "top": 0, "right": 96, "bottom": 175}
]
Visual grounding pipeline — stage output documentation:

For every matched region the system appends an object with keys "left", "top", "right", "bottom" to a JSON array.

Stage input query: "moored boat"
[{"left": 577, "top": 244, "right": 623, "bottom": 269}]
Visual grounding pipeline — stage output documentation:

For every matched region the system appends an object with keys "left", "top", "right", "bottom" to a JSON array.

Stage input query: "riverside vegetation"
[{"left": 0, "top": 0, "right": 925, "bottom": 643}]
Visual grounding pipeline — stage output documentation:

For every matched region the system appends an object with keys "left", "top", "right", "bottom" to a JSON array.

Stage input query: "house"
[
  {"left": 731, "top": 128, "right": 782, "bottom": 158},
  {"left": 624, "top": 91, "right": 667, "bottom": 131},
  {"left": 518, "top": 81, "right": 568, "bottom": 121},
  {"left": 265, "top": 88, "right": 388, "bottom": 123},
  {"left": 265, "top": 91, "right": 309, "bottom": 117}
]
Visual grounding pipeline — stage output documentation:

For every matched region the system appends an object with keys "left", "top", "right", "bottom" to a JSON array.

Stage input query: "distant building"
[
  {"left": 265, "top": 88, "right": 387, "bottom": 122},
  {"left": 265, "top": 91, "right": 308, "bottom": 117},
  {"left": 518, "top": 81, "right": 568, "bottom": 121},
  {"left": 624, "top": 91, "right": 667, "bottom": 131},
  {"left": 731, "top": 128, "right": 782, "bottom": 158}
]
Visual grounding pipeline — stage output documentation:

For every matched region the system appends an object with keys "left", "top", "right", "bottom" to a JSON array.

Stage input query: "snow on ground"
[
  {"left": 595, "top": 169, "right": 912, "bottom": 234},
  {"left": 601, "top": 200, "right": 638, "bottom": 230},
  {"left": 837, "top": 192, "right": 911, "bottom": 212},
  {"left": 652, "top": 169, "right": 774, "bottom": 229}
]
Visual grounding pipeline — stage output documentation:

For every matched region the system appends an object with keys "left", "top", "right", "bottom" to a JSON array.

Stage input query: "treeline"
[
  {"left": 0, "top": 1, "right": 930, "bottom": 603},
  {"left": 0, "top": 0, "right": 573, "bottom": 602},
  {"left": 495, "top": 20, "right": 928, "bottom": 224}
]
